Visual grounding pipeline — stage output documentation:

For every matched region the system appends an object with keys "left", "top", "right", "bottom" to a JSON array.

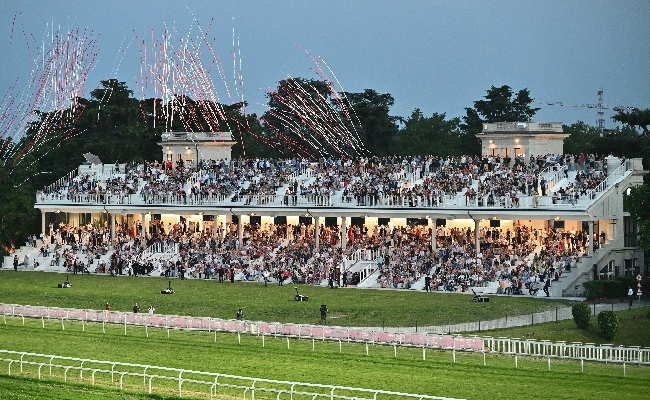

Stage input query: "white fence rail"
[
  {"left": 2, "top": 304, "right": 649, "bottom": 366},
  {"left": 0, "top": 349, "right": 461, "bottom": 400}
]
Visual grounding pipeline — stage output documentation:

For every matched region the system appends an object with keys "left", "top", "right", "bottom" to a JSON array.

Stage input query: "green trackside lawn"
[
  {"left": 476, "top": 307, "right": 650, "bottom": 348},
  {"left": 0, "top": 316, "right": 649, "bottom": 400},
  {"left": 0, "top": 271, "right": 570, "bottom": 327}
]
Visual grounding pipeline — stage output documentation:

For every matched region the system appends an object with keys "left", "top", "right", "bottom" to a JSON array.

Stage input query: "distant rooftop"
[
  {"left": 160, "top": 131, "right": 234, "bottom": 142},
  {"left": 479, "top": 122, "right": 563, "bottom": 133}
]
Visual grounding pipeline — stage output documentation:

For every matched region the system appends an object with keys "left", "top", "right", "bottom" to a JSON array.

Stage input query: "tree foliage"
[
  {"left": 391, "top": 109, "right": 462, "bottom": 156},
  {"left": 460, "top": 85, "right": 540, "bottom": 155},
  {"left": 626, "top": 184, "right": 650, "bottom": 251},
  {"left": 612, "top": 108, "right": 650, "bottom": 137},
  {"left": 342, "top": 89, "right": 400, "bottom": 157},
  {"left": 0, "top": 150, "right": 41, "bottom": 255}
]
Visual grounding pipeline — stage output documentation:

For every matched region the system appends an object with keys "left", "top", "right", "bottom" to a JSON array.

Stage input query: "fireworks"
[
  {"left": 0, "top": 16, "right": 99, "bottom": 168},
  {"left": 259, "top": 47, "right": 369, "bottom": 159}
]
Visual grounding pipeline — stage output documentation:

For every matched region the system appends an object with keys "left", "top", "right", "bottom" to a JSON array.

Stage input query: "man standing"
[
  {"left": 543, "top": 278, "right": 551, "bottom": 297},
  {"left": 424, "top": 275, "right": 431, "bottom": 292},
  {"left": 133, "top": 303, "right": 140, "bottom": 313},
  {"left": 320, "top": 304, "right": 328, "bottom": 325},
  {"left": 628, "top": 286, "right": 634, "bottom": 309},
  {"left": 148, "top": 304, "right": 155, "bottom": 314},
  {"left": 13, "top": 255, "right": 18, "bottom": 271}
]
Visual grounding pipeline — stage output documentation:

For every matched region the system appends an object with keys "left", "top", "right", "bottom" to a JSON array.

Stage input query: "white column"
[
  {"left": 314, "top": 217, "right": 320, "bottom": 249},
  {"left": 588, "top": 220, "right": 594, "bottom": 256},
  {"left": 213, "top": 215, "right": 218, "bottom": 240},
  {"left": 431, "top": 219, "right": 437, "bottom": 252},
  {"left": 237, "top": 216, "right": 243, "bottom": 248},
  {"left": 41, "top": 211, "right": 46, "bottom": 235},
  {"left": 474, "top": 219, "right": 480, "bottom": 254},
  {"left": 110, "top": 213, "right": 115, "bottom": 249},
  {"left": 341, "top": 217, "right": 347, "bottom": 251},
  {"left": 141, "top": 213, "right": 146, "bottom": 248}
]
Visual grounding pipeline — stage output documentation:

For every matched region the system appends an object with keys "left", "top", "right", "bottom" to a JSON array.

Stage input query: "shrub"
[
  {"left": 597, "top": 310, "right": 620, "bottom": 340},
  {"left": 572, "top": 302, "right": 592, "bottom": 330}
]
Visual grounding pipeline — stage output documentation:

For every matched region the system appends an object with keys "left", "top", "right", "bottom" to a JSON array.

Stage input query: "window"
[
  {"left": 599, "top": 260, "right": 615, "bottom": 280},
  {"left": 624, "top": 216, "right": 638, "bottom": 247},
  {"left": 624, "top": 259, "right": 639, "bottom": 277}
]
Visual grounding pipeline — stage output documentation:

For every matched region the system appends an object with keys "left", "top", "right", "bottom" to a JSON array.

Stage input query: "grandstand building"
[{"left": 18, "top": 123, "right": 648, "bottom": 297}]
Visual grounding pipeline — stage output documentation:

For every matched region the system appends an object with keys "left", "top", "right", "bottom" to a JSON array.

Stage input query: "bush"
[
  {"left": 583, "top": 276, "right": 650, "bottom": 301},
  {"left": 598, "top": 310, "right": 620, "bottom": 340},
  {"left": 572, "top": 302, "right": 592, "bottom": 330}
]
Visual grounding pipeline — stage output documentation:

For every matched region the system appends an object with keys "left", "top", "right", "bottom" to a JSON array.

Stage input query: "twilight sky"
[{"left": 1, "top": 0, "right": 648, "bottom": 129}]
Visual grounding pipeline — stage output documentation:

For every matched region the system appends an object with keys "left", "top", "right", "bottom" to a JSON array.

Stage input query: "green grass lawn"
[
  {"left": 1, "top": 271, "right": 648, "bottom": 400},
  {"left": 0, "top": 316, "right": 649, "bottom": 400},
  {"left": 476, "top": 307, "right": 650, "bottom": 347},
  {"left": 0, "top": 271, "right": 570, "bottom": 327}
]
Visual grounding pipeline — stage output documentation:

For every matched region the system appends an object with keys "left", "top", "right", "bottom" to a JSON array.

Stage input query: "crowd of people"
[
  {"left": 27, "top": 151, "right": 624, "bottom": 296},
  {"left": 37, "top": 153, "right": 620, "bottom": 210}
]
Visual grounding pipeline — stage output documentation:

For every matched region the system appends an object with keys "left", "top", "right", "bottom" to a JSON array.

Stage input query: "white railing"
[
  {"left": 591, "top": 158, "right": 633, "bottom": 198},
  {"left": 0, "top": 349, "right": 460, "bottom": 400},
  {"left": 140, "top": 242, "right": 179, "bottom": 260},
  {"left": 2, "top": 304, "right": 650, "bottom": 365}
]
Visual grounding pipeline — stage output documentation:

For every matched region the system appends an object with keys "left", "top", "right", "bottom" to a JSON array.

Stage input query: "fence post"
[
  {"left": 238, "top": 332, "right": 241, "bottom": 344},
  {"left": 394, "top": 344, "right": 397, "bottom": 358},
  {"left": 339, "top": 340, "right": 342, "bottom": 353},
  {"left": 452, "top": 349, "right": 456, "bottom": 363},
  {"left": 548, "top": 357, "right": 551, "bottom": 371},
  {"left": 515, "top": 355, "right": 518, "bottom": 369},
  {"left": 365, "top": 343, "right": 369, "bottom": 356},
  {"left": 287, "top": 337, "right": 290, "bottom": 349},
  {"left": 61, "top": 318, "right": 64, "bottom": 330}
]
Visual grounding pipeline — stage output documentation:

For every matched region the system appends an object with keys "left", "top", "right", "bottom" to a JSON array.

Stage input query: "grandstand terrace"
[{"left": 12, "top": 126, "right": 647, "bottom": 299}]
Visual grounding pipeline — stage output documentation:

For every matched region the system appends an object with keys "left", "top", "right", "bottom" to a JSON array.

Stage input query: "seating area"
[{"left": 36, "top": 153, "right": 627, "bottom": 210}]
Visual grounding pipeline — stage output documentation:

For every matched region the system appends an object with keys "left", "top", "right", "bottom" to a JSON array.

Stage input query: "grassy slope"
[
  {"left": 0, "top": 271, "right": 570, "bottom": 327},
  {"left": 477, "top": 307, "right": 650, "bottom": 347}
]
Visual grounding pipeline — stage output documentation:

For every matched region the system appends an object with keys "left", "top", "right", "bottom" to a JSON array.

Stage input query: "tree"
[
  {"left": 0, "top": 147, "right": 40, "bottom": 256},
  {"left": 461, "top": 85, "right": 540, "bottom": 156},
  {"left": 392, "top": 109, "right": 462, "bottom": 156},
  {"left": 341, "top": 89, "right": 401, "bottom": 157},
  {"left": 261, "top": 78, "right": 354, "bottom": 158},
  {"left": 563, "top": 121, "right": 602, "bottom": 155},
  {"left": 626, "top": 184, "right": 650, "bottom": 251},
  {"left": 612, "top": 108, "right": 650, "bottom": 137}
]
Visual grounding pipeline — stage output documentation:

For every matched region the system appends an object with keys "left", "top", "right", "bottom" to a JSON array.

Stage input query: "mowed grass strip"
[
  {"left": 0, "top": 317, "right": 648, "bottom": 400},
  {"left": 0, "top": 271, "right": 569, "bottom": 327}
]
